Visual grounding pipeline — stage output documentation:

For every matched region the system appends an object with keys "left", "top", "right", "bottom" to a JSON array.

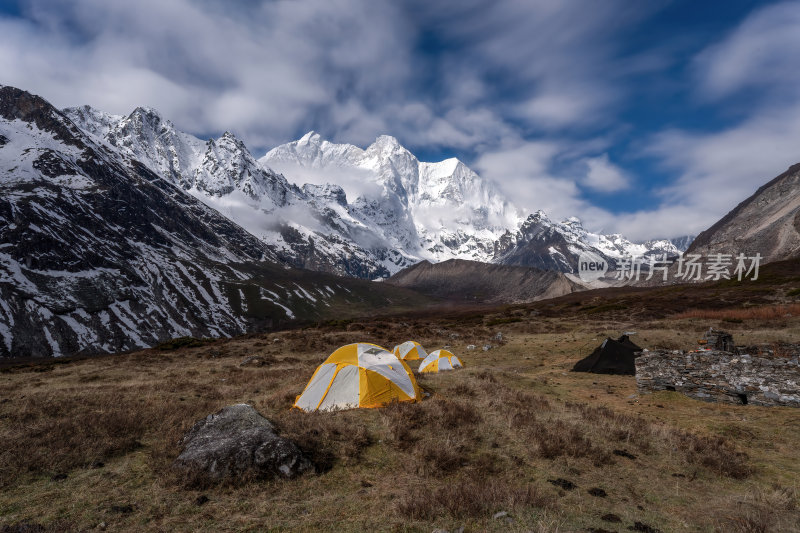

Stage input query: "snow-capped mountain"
[
  {"left": 263, "top": 132, "right": 521, "bottom": 267},
  {"left": 493, "top": 211, "right": 681, "bottom": 272},
  {"left": 65, "top": 101, "right": 678, "bottom": 280},
  {"left": 0, "top": 86, "right": 429, "bottom": 358},
  {"left": 669, "top": 235, "right": 696, "bottom": 252},
  {"left": 65, "top": 107, "right": 413, "bottom": 279}
]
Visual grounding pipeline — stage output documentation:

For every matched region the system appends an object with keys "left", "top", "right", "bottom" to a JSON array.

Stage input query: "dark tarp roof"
[{"left": 571, "top": 335, "right": 643, "bottom": 375}]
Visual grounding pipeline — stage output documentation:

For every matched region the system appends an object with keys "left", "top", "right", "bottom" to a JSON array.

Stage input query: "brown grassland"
[{"left": 3, "top": 260, "right": 800, "bottom": 532}]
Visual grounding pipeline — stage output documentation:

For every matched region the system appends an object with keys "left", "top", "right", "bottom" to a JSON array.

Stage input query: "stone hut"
[{"left": 635, "top": 349, "right": 800, "bottom": 407}]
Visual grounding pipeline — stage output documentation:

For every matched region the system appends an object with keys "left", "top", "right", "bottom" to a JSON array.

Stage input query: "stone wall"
[{"left": 635, "top": 350, "right": 800, "bottom": 407}]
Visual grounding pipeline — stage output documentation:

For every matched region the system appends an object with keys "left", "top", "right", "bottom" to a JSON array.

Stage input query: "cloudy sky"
[{"left": 1, "top": 0, "right": 798, "bottom": 240}]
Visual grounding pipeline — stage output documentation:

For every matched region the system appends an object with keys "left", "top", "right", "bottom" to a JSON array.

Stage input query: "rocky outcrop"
[
  {"left": 635, "top": 350, "right": 800, "bottom": 407},
  {"left": 175, "top": 404, "right": 313, "bottom": 483}
]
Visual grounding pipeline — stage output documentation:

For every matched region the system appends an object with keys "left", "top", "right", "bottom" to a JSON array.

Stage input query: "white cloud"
[
  {"left": 582, "top": 153, "right": 629, "bottom": 192},
  {"left": 695, "top": 2, "right": 800, "bottom": 101},
  {"left": 0, "top": 0, "right": 411, "bottom": 150},
  {"left": 473, "top": 141, "right": 584, "bottom": 219},
  {"left": 4, "top": 0, "right": 796, "bottom": 247}
]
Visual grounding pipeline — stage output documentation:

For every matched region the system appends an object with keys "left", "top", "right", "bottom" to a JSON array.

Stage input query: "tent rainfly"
[
  {"left": 393, "top": 340, "right": 428, "bottom": 361},
  {"left": 571, "top": 335, "right": 643, "bottom": 375},
  {"left": 419, "top": 349, "right": 463, "bottom": 373},
  {"left": 294, "top": 343, "right": 421, "bottom": 412}
]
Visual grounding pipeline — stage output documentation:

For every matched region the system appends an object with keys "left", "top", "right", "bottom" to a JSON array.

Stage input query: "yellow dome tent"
[
  {"left": 294, "top": 343, "right": 421, "bottom": 411},
  {"left": 393, "top": 340, "right": 428, "bottom": 361},
  {"left": 419, "top": 349, "right": 463, "bottom": 373}
]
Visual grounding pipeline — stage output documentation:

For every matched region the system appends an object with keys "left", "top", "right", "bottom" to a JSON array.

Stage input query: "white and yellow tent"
[
  {"left": 419, "top": 349, "right": 463, "bottom": 373},
  {"left": 393, "top": 340, "right": 428, "bottom": 361},
  {"left": 294, "top": 343, "right": 421, "bottom": 411}
]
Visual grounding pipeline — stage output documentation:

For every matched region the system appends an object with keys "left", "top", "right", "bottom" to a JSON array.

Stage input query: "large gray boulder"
[{"left": 175, "top": 404, "right": 313, "bottom": 482}]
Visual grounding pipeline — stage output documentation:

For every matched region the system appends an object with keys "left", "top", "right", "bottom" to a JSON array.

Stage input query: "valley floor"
[{"left": 1, "top": 313, "right": 799, "bottom": 532}]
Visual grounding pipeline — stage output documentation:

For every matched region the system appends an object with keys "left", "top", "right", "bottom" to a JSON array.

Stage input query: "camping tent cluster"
[{"left": 294, "top": 341, "right": 463, "bottom": 412}]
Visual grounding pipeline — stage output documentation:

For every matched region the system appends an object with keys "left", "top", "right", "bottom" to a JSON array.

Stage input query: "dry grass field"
[{"left": 1, "top": 308, "right": 799, "bottom": 532}]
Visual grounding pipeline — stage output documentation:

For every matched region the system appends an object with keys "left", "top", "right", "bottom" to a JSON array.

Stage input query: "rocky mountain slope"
[
  {"left": 686, "top": 162, "right": 800, "bottom": 264},
  {"left": 386, "top": 259, "right": 584, "bottom": 304},
  {"left": 0, "top": 86, "right": 432, "bottom": 358}
]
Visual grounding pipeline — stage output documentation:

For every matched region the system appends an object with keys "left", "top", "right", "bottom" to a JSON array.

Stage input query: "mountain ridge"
[
  {"left": 65, "top": 101, "right": 684, "bottom": 277},
  {"left": 0, "top": 86, "right": 435, "bottom": 358},
  {"left": 386, "top": 259, "right": 584, "bottom": 304}
]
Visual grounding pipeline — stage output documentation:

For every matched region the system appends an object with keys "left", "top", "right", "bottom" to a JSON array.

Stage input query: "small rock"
[
  {"left": 628, "top": 522, "right": 662, "bottom": 533},
  {"left": 613, "top": 449, "right": 637, "bottom": 460},
  {"left": 240, "top": 355, "right": 272, "bottom": 367},
  {"left": 466, "top": 344, "right": 476, "bottom": 350},
  {"left": 483, "top": 344, "right": 492, "bottom": 351},
  {"left": 548, "top": 478, "right": 577, "bottom": 491},
  {"left": 493, "top": 511, "right": 509, "bottom": 519},
  {"left": 98, "top": 522, "right": 107, "bottom": 531},
  {"left": 588, "top": 487, "right": 607, "bottom": 498},
  {"left": 601, "top": 513, "right": 622, "bottom": 523}
]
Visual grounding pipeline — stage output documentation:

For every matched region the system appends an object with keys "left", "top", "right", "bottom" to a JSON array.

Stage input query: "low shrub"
[{"left": 397, "top": 478, "right": 552, "bottom": 519}]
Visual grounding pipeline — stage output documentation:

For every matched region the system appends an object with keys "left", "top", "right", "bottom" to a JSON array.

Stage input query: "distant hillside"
[
  {"left": 385, "top": 259, "right": 584, "bottom": 304},
  {"left": 687, "top": 162, "right": 800, "bottom": 264}
]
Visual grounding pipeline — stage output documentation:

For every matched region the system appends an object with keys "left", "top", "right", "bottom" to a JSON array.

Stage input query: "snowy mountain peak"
[
  {"left": 262, "top": 131, "right": 522, "bottom": 266},
  {"left": 128, "top": 106, "right": 168, "bottom": 128},
  {"left": 298, "top": 130, "right": 322, "bottom": 145},
  {"left": 63, "top": 105, "right": 123, "bottom": 138},
  {"left": 371, "top": 134, "right": 403, "bottom": 151}
]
